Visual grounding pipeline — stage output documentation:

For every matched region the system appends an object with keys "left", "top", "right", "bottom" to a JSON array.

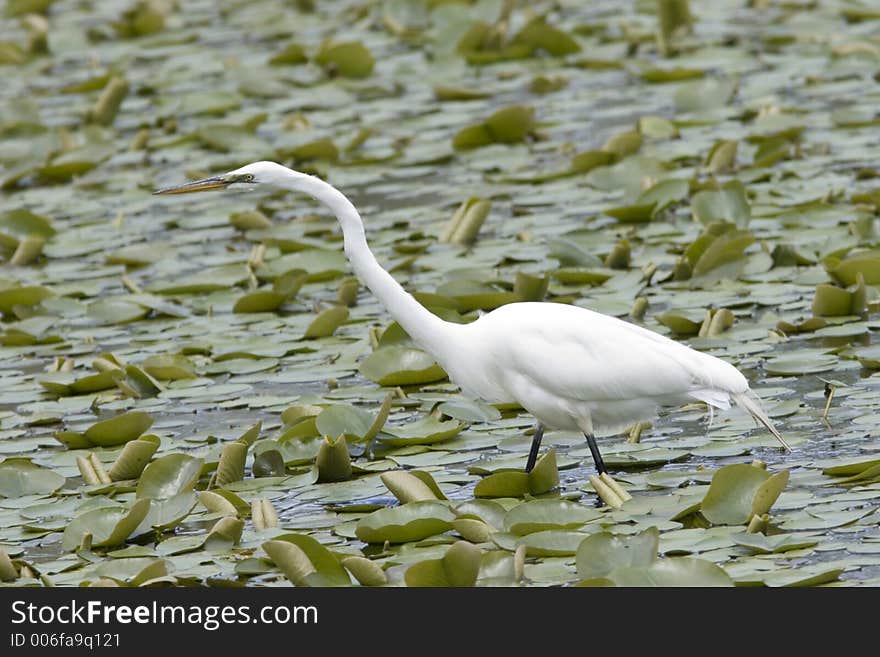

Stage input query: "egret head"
[{"left": 153, "top": 161, "right": 294, "bottom": 195}]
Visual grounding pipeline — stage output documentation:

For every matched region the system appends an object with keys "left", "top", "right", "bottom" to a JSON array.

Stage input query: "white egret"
[{"left": 155, "top": 161, "right": 790, "bottom": 482}]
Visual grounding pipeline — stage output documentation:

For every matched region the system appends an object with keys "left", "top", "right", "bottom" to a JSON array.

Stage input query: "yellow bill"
[{"left": 153, "top": 176, "right": 230, "bottom": 195}]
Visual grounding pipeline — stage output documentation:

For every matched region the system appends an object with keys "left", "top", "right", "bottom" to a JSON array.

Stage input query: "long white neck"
[{"left": 276, "top": 167, "right": 457, "bottom": 356}]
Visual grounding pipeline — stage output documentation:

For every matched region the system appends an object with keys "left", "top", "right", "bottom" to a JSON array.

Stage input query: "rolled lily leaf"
[{"left": 108, "top": 435, "right": 160, "bottom": 481}]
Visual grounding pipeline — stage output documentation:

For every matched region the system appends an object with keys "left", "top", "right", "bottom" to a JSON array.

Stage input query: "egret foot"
[
  {"left": 524, "top": 423, "right": 545, "bottom": 473},
  {"left": 588, "top": 472, "right": 631, "bottom": 509}
]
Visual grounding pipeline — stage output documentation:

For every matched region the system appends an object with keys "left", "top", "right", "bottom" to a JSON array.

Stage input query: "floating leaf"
[
  {"left": 405, "top": 541, "right": 481, "bottom": 587},
  {"left": 252, "top": 450, "right": 285, "bottom": 478},
  {"left": 474, "top": 471, "right": 530, "bottom": 498},
  {"left": 381, "top": 470, "right": 444, "bottom": 503},
  {"left": 87, "top": 299, "right": 150, "bottom": 325},
  {"left": 267, "top": 533, "right": 351, "bottom": 586},
  {"left": 342, "top": 556, "right": 387, "bottom": 586},
  {"left": 269, "top": 42, "right": 308, "bottom": 66},
  {"left": 233, "top": 290, "right": 285, "bottom": 314},
  {"left": 62, "top": 498, "right": 151, "bottom": 551},
  {"left": 0, "top": 285, "right": 53, "bottom": 315},
  {"left": 511, "top": 17, "right": 580, "bottom": 56},
  {"left": 381, "top": 416, "right": 463, "bottom": 446},
  {"left": 316, "top": 404, "right": 374, "bottom": 440},
  {"left": 453, "top": 106, "right": 534, "bottom": 150},
  {"left": 136, "top": 454, "right": 203, "bottom": 500},
  {"left": 692, "top": 180, "right": 750, "bottom": 227},
  {"left": 474, "top": 449, "right": 558, "bottom": 498},
  {"left": 576, "top": 528, "right": 659, "bottom": 579},
  {"left": 140, "top": 354, "right": 196, "bottom": 380},
  {"left": 315, "top": 435, "right": 352, "bottom": 482},
  {"left": 822, "top": 458, "right": 880, "bottom": 477},
  {"left": 138, "top": 492, "right": 198, "bottom": 533},
  {"left": 303, "top": 306, "right": 349, "bottom": 338},
  {"left": 205, "top": 516, "right": 244, "bottom": 549},
  {"left": 84, "top": 411, "right": 154, "bottom": 447},
  {"left": 763, "top": 354, "right": 838, "bottom": 376},
  {"left": 359, "top": 346, "right": 447, "bottom": 386},
  {"left": 0, "top": 459, "right": 65, "bottom": 497},
  {"left": 355, "top": 501, "right": 456, "bottom": 544},
  {"left": 315, "top": 41, "right": 374, "bottom": 78},
  {"left": 599, "top": 557, "right": 734, "bottom": 587},
  {"left": 731, "top": 532, "right": 819, "bottom": 555},
  {"left": 504, "top": 500, "right": 601, "bottom": 535},
  {"left": 827, "top": 251, "right": 880, "bottom": 286},
  {"left": 701, "top": 464, "right": 787, "bottom": 525},
  {"left": 516, "top": 530, "right": 587, "bottom": 557},
  {"left": 215, "top": 442, "right": 247, "bottom": 487},
  {"left": 528, "top": 449, "right": 559, "bottom": 494},
  {"left": 108, "top": 435, "right": 160, "bottom": 481}
]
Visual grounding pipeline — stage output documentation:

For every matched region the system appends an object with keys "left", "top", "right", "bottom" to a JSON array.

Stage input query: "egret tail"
[{"left": 732, "top": 392, "right": 790, "bottom": 451}]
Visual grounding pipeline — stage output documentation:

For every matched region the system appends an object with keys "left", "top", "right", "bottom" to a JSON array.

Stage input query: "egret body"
[{"left": 155, "top": 161, "right": 789, "bottom": 478}]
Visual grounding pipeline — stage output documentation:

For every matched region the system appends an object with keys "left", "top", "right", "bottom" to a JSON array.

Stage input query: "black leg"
[
  {"left": 585, "top": 433, "right": 607, "bottom": 475},
  {"left": 525, "top": 424, "right": 544, "bottom": 473}
]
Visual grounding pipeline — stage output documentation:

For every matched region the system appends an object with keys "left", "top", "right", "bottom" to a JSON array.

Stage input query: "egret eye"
[{"left": 241, "top": 173, "right": 255, "bottom": 182}]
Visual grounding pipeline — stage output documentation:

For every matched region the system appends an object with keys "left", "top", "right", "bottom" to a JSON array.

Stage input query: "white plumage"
[{"left": 155, "top": 161, "right": 790, "bottom": 478}]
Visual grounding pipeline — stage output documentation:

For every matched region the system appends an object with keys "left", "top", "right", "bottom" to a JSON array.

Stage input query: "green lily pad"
[
  {"left": 342, "top": 556, "right": 387, "bottom": 587},
  {"left": 264, "top": 532, "right": 350, "bottom": 586},
  {"left": 136, "top": 454, "right": 203, "bottom": 500},
  {"left": 381, "top": 417, "right": 463, "bottom": 446},
  {"left": 233, "top": 290, "right": 285, "bottom": 314},
  {"left": 822, "top": 458, "right": 880, "bottom": 477},
  {"left": 576, "top": 528, "right": 659, "bottom": 579},
  {"left": 595, "top": 557, "right": 734, "bottom": 587},
  {"left": 0, "top": 285, "right": 54, "bottom": 315},
  {"left": 215, "top": 441, "right": 247, "bottom": 487},
  {"left": 701, "top": 464, "right": 788, "bottom": 525},
  {"left": 504, "top": 500, "right": 601, "bottom": 535},
  {"left": 381, "top": 470, "right": 446, "bottom": 503},
  {"left": 517, "top": 530, "right": 589, "bottom": 557},
  {"left": 359, "top": 346, "right": 447, "bottom": 386},
  {"left": 405, "top": 541, "right": 481, "bottom": 587},
  {"left": 303, "top": 306, "right": 349, "bottom": 338},
  {"left": 62, "top": 498, "right": 151, "bottom": 551},
  {"left": 730, "top": 532, "right": 819, "bottom": 555},
  {"left": 315, "top": 41, "right": 374, "bottom": 78},
  {"left": 355, "top": 501, "right": 456, "bottom": 544},
  {"left": 140, "top": 354, "right": 196, "bottom": 380},
  {"left": 316, "top": 404, "right": 374, "bottom": 440},
  {"left": 474, "top": 449, "right": 559, "bottom": 498},
  {"left": 315, "top": 435, "right": 352, "bottom": 482},
  {"left": 83, "top": 412, "right": 154, "bottom": 447},
  {"left": 108, "top": 435, "right": 160, "bottom": 481},
  {"left": 692, "top": 180, "right": 750, "bottom": 227},
  {"left": 87, "top": 299, "right": 150, "bottom": 325},
  {"left": 763, "top": 354, "right": 838, "bottom": 376},
  {"left": 137, "top": 492, "right": 198, "bottom": 533},
  {"left": 828, "top": 252, "right": 880, "bottom": 286},
  {"left": 0, "top": 459, "right": 65, "bottom": 498}
]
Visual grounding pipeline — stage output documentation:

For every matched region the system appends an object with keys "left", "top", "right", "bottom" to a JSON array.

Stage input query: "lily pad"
[
  {"left": 504, "top": 500, "right": 601, "bottom": 535},
  {"left": 62, "top": 498, "right": 151, "bottom": 551},
  {"left": 359, "top": 346, "right": 447, "bottom": 386},
  {"left": 0, "top": 459, "right": 65, "bottom": 498},
  {"left": 84, "top": 411, "right": 154, "bottom": 447},
  {"left": 381, "top": 417, "right": 463, "bottom": 446},
  {"left": 136, "top": 454, "right": 204, "bottom": 500},
  {"left": 355, "top": 501, "right": 456, "bottom": 544},
  {"left": 701, "top": 464, "right": 788, "bottom": 525},
  {"left": 405, "top": 541, "right": 481, "bottom": 587},
  {"left": 576, "top": 528, "right": 659, "bottom": 579}
]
